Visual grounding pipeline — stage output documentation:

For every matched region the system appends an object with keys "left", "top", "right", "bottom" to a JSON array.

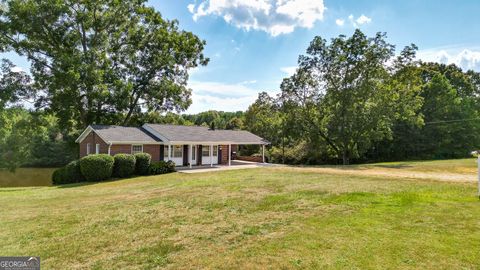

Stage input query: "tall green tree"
[
  {"left": 0, "top": 59, "right": 32, "bottom": 109},
  {"left": 0, "top": 0, "right": 208, "bottom": 130},
  {"left": 281, "top": 30, "right": 422, "bottom": 164}
]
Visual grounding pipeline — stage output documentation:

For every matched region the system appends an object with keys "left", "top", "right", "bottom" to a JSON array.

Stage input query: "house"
[{"left": 75, "top": 124, "right": 269, "bottom": 167}]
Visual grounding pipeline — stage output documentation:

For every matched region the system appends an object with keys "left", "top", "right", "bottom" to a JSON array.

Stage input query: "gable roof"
[
  {"left": 76, "top": 124, "right": 268, "bottom": 145},
  {"left": 143, "top": 124, "right": 268, "bottom": 144},
  {"left": 75, "top": 125, "right": 161, "bottom": 144}
]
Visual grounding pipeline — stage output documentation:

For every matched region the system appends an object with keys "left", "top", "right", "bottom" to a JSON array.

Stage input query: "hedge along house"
[{"left": 75, "top": 124, "right": 269, "bottom": 167}]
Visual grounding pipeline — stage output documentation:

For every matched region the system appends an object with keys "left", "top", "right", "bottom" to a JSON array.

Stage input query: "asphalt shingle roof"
[
  {"left": 144, "top": 124, "right": 267, "bottom": 144},
  {"left": 87, "top": 124, "right": 267, "bottom": 144},
  {"left": 91, "top": 125, "right": 161, "bottom": 143}
]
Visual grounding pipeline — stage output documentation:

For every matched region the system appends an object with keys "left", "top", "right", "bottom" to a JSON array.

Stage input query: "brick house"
[{"left": 75, "top": 124, "right": 269, "bottom": 167}]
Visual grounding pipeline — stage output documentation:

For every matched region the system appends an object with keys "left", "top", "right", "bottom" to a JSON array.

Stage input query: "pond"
[{"left": 0, "top": 168, "right": 55, "bottom": 187}]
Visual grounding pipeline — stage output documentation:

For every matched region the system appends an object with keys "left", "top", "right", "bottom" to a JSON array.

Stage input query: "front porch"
[
  {"left": 176, "top": 160, "right": 277, "bottom": 174},
  {"left": 163, "top": 143, "right": 267, "bottom": 168}
]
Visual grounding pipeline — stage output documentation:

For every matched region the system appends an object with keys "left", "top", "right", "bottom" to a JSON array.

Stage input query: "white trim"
[
  {"left": 228, "top": 144, "right": 231, "bottom": 166},
  {"left": 108, "top": 141, "right": 163, "bottom": 145},
  {"left": 75, "top": 126, "right": 110, "bottom": 144},
  {"left": 168, "top": 141, "right": 268, "bottom": 145},
  {"left": 131, "top": 144, "right": 143, "bottom": 154},
  {"left": 87, "top": 143, "right": 91, "bottom": 155},
  {"left": 95, "top": 144, "right": 100, "bottom": 154}
]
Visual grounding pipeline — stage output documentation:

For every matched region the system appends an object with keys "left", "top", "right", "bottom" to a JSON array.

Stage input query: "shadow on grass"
[{"left": 55, "top": 175, "right": 153, "bottom": 188}]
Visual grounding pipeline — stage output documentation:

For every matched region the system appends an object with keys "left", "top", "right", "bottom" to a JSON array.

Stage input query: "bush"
[
  {"left": 149, "top": 160, "right": 176, "bottom": 175},
  {"left": 65, "top": 160, "right": 84, "bottom": 183},
  {"left": 113, "top": 154, "right": 136, "bottom": 178},
  {"left": 52, "top": 167, "right": 67, "bottom": 185},
  {"left": 80, "top": 154, "right": 114, "bottom": 181},
  {"left": 134, "top": 153, "right": 151, "bottom": 175}
]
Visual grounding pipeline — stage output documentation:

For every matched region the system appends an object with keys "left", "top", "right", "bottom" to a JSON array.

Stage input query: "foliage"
[
  {"left": 51, "top": 167, "right": 67, "bottom": 185},
  {"left": 370, "top": 62, "right": 480, "bottom": 161},
  {"left": 134, "top": 153, "right": 151, "bottom": 176},
  {"left": 0, "top": 108, "right": 77, "bottom": 171},
  {"left": 149, "top": 160, "right": 176, "bottom": 175},
  {"left": 0, "top": 108, "right": 33, "bottom": 171},
  {"left": 0, "top": 59, "right": 32, "bottom": 109},
  {"left": 113, "top": 154, "right": 136, "bottom": 178},
  {"left": 79, "top": 154, "right": 114, "bottom": 182},
  {"left": 1, "top": 0, "right": 208, "bottom": 130},
  {"left": 65, "top": 160, "right": 84, "bottom": 183}
]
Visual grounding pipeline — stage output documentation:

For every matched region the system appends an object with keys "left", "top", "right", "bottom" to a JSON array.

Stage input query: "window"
[
  {"left": 213, "top": 146, "right": 218, "bottom": 157},
  {"left": 132, "top": 145, "right": 143, "bottom": 155},
  {"left": 172, "top": 145, "right": 183, "bottom": 158},
  {"left": 164, "top": 145, "right": 169, "bottom": 159},
  {"left": 96, "top": 144, "right": 100, "bottom": 154},
  {"left": 192, "top": 146, "right": 196, "bottom": 160},
  {"left": 202, "top": 145, "right": 210, "bottom": 157},
  {"left": 87, "top": 143, "right": 91, "bottom": 155}
]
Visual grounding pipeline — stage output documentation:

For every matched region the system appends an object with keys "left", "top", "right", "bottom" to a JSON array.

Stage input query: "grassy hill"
[{"left": 1, "top": 159, "right": 479, "bottom": 269}]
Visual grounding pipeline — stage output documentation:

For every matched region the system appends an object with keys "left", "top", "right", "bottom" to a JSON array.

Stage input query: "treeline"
[
  {"left": 1, "top": 0, "right": 478, "bottom": 169},
  {"left": 244, "top": 31, "right": 480, "bottom": 164}
]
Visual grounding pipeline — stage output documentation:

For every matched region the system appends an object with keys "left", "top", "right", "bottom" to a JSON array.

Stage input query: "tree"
[
  {"left": 0, "top": 0, "right": 208, "bottom": 130},
  {"left": 0, "top": 108, "right": 32, "bottom": 171},
  {"left": 281, "top": 30, "right": 422, "bottom": 164},
  {"left": 0, "top": 59, "right": 32, "bottom": 109}
]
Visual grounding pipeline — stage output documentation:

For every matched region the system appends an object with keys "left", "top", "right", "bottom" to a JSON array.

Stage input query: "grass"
[{"left": 0, "top": 159, "right": 479, "bottom": 269}]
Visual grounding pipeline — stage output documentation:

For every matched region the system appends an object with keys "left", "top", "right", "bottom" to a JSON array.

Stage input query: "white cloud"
[
  {"left": 280, "top": 66, "right": 297, "bottom": 76},
  {"left": 187, "top": 0, "right": 326, "bottom": 36},
  {"left": 335, "top": 19, "right": 344, "bottom": 26},
  {"left": 11, "top": 66, "right": 24, "bottom": 73},
  {"left": 348, "top": 14, "right": 371, "bottom": 28},
  {"left": 417, "top": 47, "right": 480, "bottom": 71},
  {"left": 356, "top": 15, "right": 371, "bottom": 25},
  {"left": 187, "top": 4, "right": 195, "bottom": 13},
  {"left": 187, "top": 80, "right": 261, "bottom": 113}
]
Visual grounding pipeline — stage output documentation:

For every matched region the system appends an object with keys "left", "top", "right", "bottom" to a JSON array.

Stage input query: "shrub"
[
  {"left": 80, "top": 154, "right": 114, "bottom": 181},
  {"left": 65, "top": 160, "right": 84, "bottom": 183},
  {"left": 134, "top": 153, "right": 151, "bottom": 175},
  {"left": 113, "top": 154, "right": 136, "bottom": 178},
  {"left": 149, "top": 160, "right": 176, "bottom": 175},
  {"left": 52, "top": 167, "right": 67, "bottom": 185}
]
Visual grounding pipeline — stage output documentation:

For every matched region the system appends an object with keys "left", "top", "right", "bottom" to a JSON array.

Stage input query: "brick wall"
[
  {"left": 79, "top": 131, "right": 109, "bottom": 158},
  {"left": 144, "top": 145, "right": 161, "bottom": 162},
  {"left": 219, "top": 144, "right": 238, "bottom": 164},
  {"left": 110, "top": 144, "right": 132, "bottom": 156}
]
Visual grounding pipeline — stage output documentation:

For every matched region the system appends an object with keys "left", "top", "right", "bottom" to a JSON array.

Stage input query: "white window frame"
[
  {"left": 213, "top": 145, "right": 218, "bottom": 157},
  {"left": 132, "top": 145, "right": 143, "bottom": 155},
  {"left": 87, "top": 143, "right": 91, "bottom": 155},
  {"left": 95, "top": 144, "right": 100, "bottom": 154},
  {"left": 163, "top": 145, "right": 169, "bottom": 159},
  {"left": 202, "top": 145, "right": 210, "bottom": 157},
  {"left": 172, "top": 145, "right": 183, "bottom": 158},
  {"left": 192, "top": 145, "right": 196, "bottom": 160}
]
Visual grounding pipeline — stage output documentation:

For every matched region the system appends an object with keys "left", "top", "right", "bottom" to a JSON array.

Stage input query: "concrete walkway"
[{"left": 177, "top": 160, "right": 279, "bottom": 174}]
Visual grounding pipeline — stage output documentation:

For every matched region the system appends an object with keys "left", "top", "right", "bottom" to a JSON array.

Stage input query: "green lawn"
[{"left": 1, "top": 160, "right": 479, "bottom": 269}]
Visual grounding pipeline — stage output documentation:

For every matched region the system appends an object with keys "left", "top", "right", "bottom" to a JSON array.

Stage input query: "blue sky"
[{"left": 4, "top": 0, "right": 480, "bottom": 113}]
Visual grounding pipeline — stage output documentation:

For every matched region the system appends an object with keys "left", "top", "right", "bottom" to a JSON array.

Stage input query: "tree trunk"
[{"left": 342, "top": 151, "right": 350, "bottom": 165}]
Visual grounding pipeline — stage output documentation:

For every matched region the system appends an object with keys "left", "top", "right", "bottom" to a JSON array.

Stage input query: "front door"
[{"left": 191, "top": 145, "right": 197, "bottom": 165}]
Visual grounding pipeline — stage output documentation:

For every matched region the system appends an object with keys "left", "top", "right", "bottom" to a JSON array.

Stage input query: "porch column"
[
  {"left": 262, "top": 145, "right": 265, "bottom": 163},
  {"left": 228, "top": 144, "right": 231, "bottom": 166},
  {"left": 168, "top": 144, "right": 171, "bottom": 161},
  {"left": 210, "top": 144, "right": 213, "bottom": 167},
  {"left": 189, "top": 144, "right": 192, "bottom": 168}
]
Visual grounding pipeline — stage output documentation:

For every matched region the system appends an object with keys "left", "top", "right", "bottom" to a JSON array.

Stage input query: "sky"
[{"left": 3, "top": 0, "right": 480, "bottom": 113}]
